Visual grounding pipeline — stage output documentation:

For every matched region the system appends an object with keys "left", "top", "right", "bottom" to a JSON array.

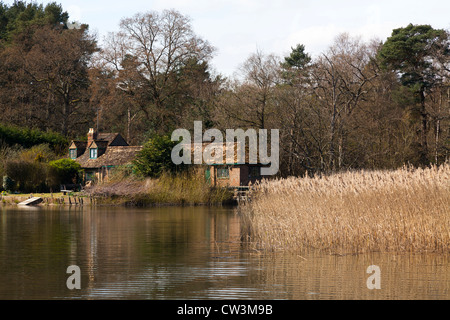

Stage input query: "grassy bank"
[
  {"left": 0, "top": 192, "right": 87, "bottom": 206},
  {"left": 84, "top": 171, "right": 234, "bottom": 206},
  {"left": 239, "top": 164, "right": 450, "bottom": 255},
  {"left": 0, "top": 171, "right": 234, "bottom": 207}
]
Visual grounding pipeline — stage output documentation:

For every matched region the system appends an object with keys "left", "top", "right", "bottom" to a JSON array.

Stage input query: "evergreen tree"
[{"left": 378, "top": 24, "right": 450, "bottom": 165}]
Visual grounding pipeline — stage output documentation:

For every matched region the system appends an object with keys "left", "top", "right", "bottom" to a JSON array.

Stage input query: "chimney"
[{"left": 87, "top": 128, "right": 96, "bottom": 146}]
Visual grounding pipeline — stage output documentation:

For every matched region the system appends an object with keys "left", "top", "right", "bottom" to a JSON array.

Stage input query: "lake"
[{"left": 0, "top": 205, "right": 448, "bottom": 300}]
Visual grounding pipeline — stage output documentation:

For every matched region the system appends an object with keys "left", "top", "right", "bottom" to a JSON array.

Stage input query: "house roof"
[
  {"left": 70, "top": 131, "right": 140, "bottom": 169},
  {"left": 69, "top": 141, "right": 87, "bottom": 149},
  {"left": 88, "top": 140, "right": 109, "bottom": 150},
  {"left": 96, "top": 133, "right": 129, "bottom": 146},
  {"left": 75, "top": 146, "right": 143, "bottom": 169},
  {"left": 188, "top": 142, "right": 264, "bottom": 165},
  {"left": 69, "top": 133, "right": 129, "bottom": 150}
]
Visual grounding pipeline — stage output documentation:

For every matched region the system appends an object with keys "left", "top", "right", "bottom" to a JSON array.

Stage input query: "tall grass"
[
  {"left": 239, "top": 164, "right": 450, "bottom": 255},
  {"left": 86, "top": 169, "right": 233, "bottom": 206}
]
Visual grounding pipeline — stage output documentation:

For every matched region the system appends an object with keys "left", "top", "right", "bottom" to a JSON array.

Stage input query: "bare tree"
[
  {"left": 99, "top": 9, "right": 215, "bottom": 135},
  {"left": 216, "top": 50, "right": 280, "bottom": 130},
  {"left": 312, "top": 34, "right": 378, "bottom": 171}
]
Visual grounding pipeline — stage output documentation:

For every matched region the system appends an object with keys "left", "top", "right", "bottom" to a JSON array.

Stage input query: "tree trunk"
[
  {"left": 419, "top": 88, "right": 428, "bottom": 165},
  {"left": 435, "top": 89, "right": 442, "bottom": 164},
  {"left": 62, "top": 100, "right": 69, "bottom": 137},
  {"left": 329, "top": 87, "right": 338, "bottom": 172},
  {"left": 127, "top": 107, "right": 131, "bottom": 143}
]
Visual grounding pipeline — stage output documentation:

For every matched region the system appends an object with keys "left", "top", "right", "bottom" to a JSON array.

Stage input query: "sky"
[{"left": 4, "top": 0, "right": 450, "bottom": 77}]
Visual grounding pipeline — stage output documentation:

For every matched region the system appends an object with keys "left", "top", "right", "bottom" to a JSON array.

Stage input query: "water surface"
[{"left": 0, "top": 205, "right": 448, "bottom": 300}]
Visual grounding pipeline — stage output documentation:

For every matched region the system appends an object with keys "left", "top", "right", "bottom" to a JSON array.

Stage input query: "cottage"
[
  {"left": 69, "top": 128, "right": 142, "bottom": 183},
  {"left": 191, "top": 142, "right": 265, "bottom": 188},
  {"left": 206, "top": 163, "right": 263, "bottom": 188}
]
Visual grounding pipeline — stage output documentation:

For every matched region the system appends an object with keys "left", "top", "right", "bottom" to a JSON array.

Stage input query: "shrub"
[
  {"left": 133, "top": 134, "right": 185, "bottom": 178},
  {"left": 5, "top": 159, "right": 48, "bottom": 192},
  {"left": 2, "top": 176, "right": 15, "bottom": 192},
  {"left": 48, "top": 158, "right": 82, "bottom": 186},
  {"left": 20, "top": 144, "right": 57, "bottom": 163},
  {"left": 0, "top": 141, "right": 21, "bottom": 179},
  {"left": 0, "top": 123, "right": 68, "bottom": 152}
]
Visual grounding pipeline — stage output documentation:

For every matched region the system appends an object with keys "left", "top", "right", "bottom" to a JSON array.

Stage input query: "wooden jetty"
[
  {"left": 18, "top": 197, "right": 43, "bottom": 206},
  {"left": 233, "top": 186, "right": 252, "bottom": 203}
]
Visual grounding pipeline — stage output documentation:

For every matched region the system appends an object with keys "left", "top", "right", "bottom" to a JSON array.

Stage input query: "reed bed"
[
  {"left": 85, "top": 171, "right": 233, "bottom": 206},
  {"left": 239, "top": 164, "right": 450, "bottom": 255}
]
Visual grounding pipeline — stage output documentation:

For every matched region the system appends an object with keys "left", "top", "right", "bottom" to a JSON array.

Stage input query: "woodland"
[{"left": 1, "top": 1, "right": 449, "bottom": 183}]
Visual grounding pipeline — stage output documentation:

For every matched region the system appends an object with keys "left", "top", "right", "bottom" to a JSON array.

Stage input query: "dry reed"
[
  {"left": 239, "top": 164, "right": 450, "bottom": 255},
  {"left": 85, "top": 170, "right": 233, "bottom": 206}
]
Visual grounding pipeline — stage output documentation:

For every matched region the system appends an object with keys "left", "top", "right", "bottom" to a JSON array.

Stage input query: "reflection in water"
[
  {"left": 0, "top": 205, "right": 448, "bottom": 300},
  {"left": 251, "top": 251, "right": 449, "bottom": 300}
]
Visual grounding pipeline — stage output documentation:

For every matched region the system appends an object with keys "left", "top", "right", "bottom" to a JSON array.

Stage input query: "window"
[
  {"left": 69, "top": 149, "right": 77, "bottom": 159},
  {"left": 217, "top": 167, "right": 230, "bottom": 179},
  {"left": 249, "top": 166, "right": 260, "bottom": 178},
  {"left": 90, "top": 148, "right": 98, "bottom": 159},
  {"left": 85, "top": 172, "right": 95, "bottom": 181}
]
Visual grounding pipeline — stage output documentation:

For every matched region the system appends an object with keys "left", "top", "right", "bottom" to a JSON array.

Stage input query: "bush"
[
  {"left": 0, "top": 123, "right": 68, "bottom": 152},
  {"left": 5, "top": 159, "right": 48, "bottom": 192},
  {"left": 133, "top": 134, "right": 185, "bottom": 178},
  {"left": 0, "top": 141, "right": 21, "bottom": 179},
  {"left": 2, "top": 176, "right": 15, "bottom": 192},
  {"left": 48, "top": 158, "right": 81, "bottom": 186},
  {"left": 20, "top": 144, "right": 57, "bottom": 163},
  {"left": 1, "top": 138, "right": 78, "bottom": 192}
]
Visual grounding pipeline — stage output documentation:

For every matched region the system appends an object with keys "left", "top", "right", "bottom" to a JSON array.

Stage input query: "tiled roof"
[
  {"left": 96, "top": 133, "right": 128, "bottom": 146},
  {"left": 70, "top": 131, "right": 139, "bottom": 169},
  {"left": 75, "top": 146, "right": 143, "bottom": 169},
  {"left": 187, "top": 142, "right": 262, "bottom": 165},
  {"left": 70, "top": 141, "right": 87, "bottom": 149}
]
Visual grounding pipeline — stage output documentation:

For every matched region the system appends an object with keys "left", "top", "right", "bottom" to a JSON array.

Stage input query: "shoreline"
[{"left": 0, "top": 192, "right": 238, "bottom": 208}]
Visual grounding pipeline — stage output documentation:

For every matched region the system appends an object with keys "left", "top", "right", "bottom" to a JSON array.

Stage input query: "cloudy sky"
[{"left": 4, "top": 0, "right": 450, "bottom": 77}]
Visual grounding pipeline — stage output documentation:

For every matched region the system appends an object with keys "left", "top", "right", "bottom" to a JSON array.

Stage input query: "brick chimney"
[{"left": 87, "top": 128, "right": 96, "bottom": 146}]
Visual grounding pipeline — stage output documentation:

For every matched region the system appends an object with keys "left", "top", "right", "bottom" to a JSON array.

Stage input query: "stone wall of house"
[
  {"left": 229, "top": 166, "right": 241, "bottom": 187},
  {"left": 210, "top": 166, "right": 241, "bottom": 188},
  {"left": 207, "top": 165, "right": 264, "bottom": 187}
]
